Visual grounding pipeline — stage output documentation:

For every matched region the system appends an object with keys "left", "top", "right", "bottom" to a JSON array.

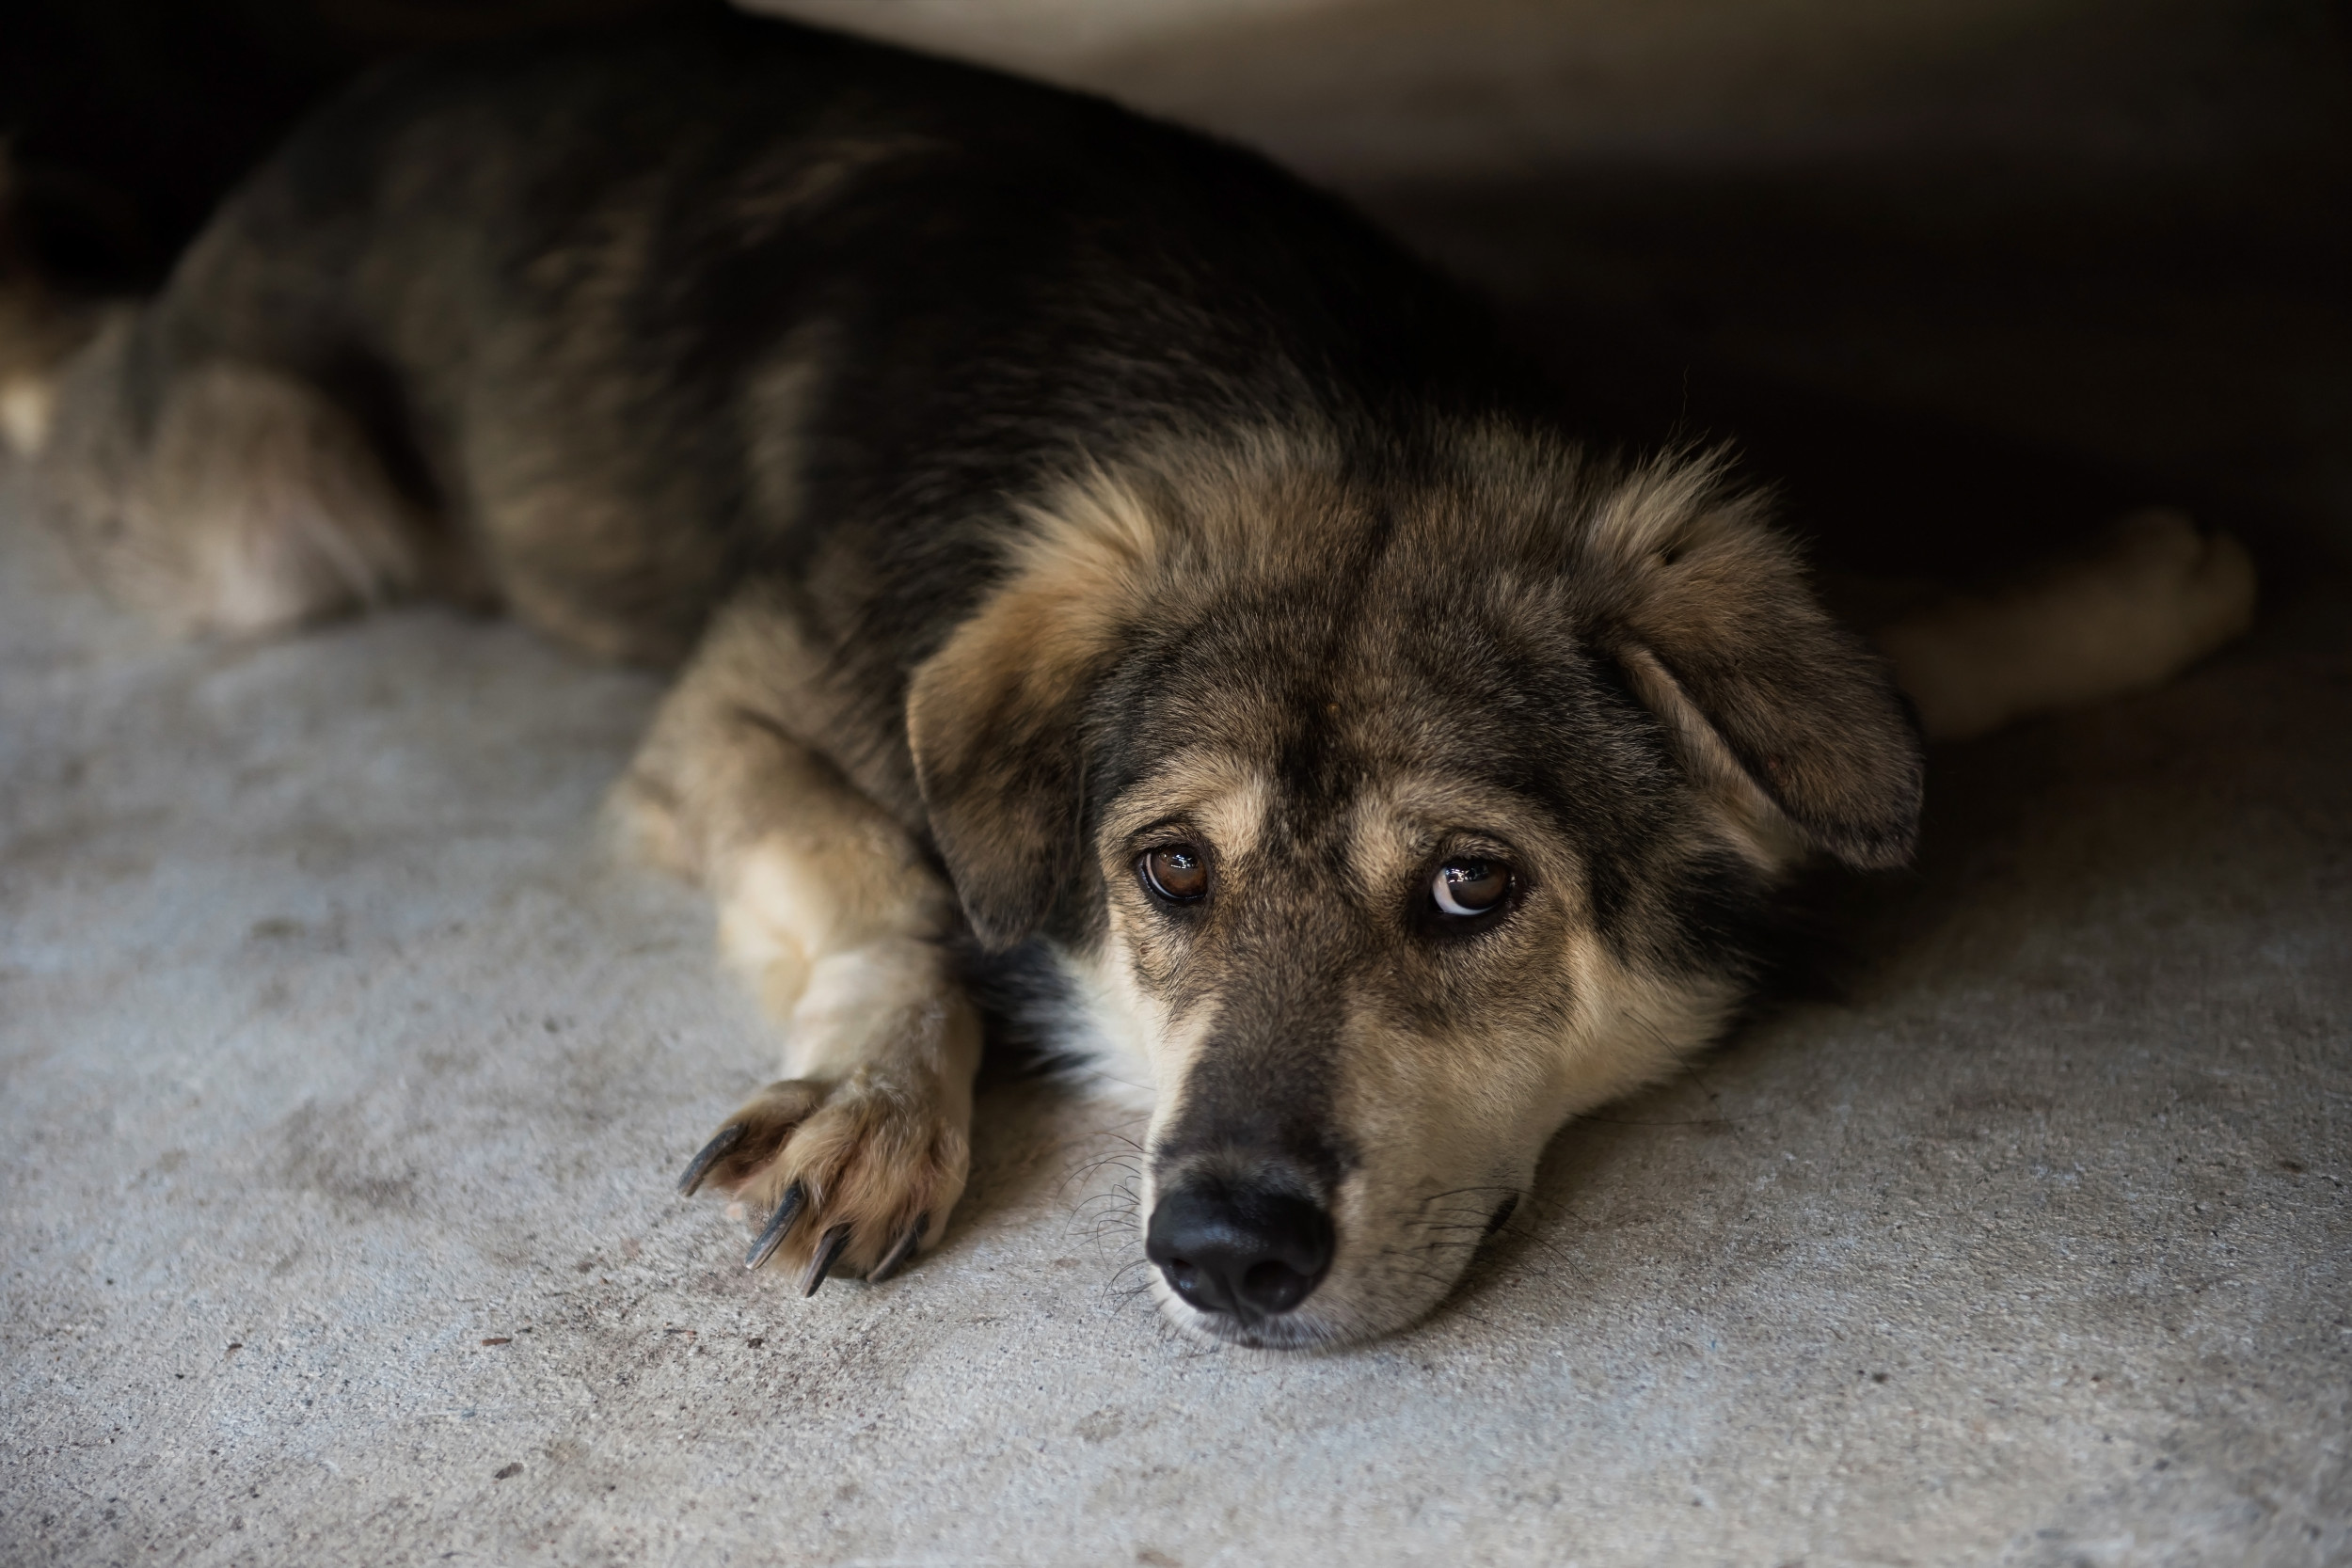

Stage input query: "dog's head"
[{"left": 909, "top": 424, "right": 1921, "bottom": 1347}]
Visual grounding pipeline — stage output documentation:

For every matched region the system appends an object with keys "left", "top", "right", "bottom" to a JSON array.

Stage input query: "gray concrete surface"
[{"left": 7, "top": 3, "right": 2352, "bottom": 1563}]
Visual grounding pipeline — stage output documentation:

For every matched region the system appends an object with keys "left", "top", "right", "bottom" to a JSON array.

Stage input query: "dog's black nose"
[{"left": 1146, "top": 1180, "right": 1334, "bottom": 1318}]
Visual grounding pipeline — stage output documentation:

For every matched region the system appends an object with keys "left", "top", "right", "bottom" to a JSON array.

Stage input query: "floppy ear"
[
  {"left": 906, "top": 599, "right": 1097, "bottom": 951},
  {"left": 907, "top": 476, "right": 1163, "bottom": 949},
  {"left": 1581, "top": 458, "right": 1924, "bottom": 869}
]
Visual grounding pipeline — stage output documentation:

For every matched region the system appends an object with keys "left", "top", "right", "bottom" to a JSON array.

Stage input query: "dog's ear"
[
  {"left": 906, "top": 608, "right": 1095, "bottom": 951},
  {"left": 1581, "top": 458, "right": 1923, "bottom": 869},
  {"left": 908, "top": 478, "right": 1162, "bottom": 949}
]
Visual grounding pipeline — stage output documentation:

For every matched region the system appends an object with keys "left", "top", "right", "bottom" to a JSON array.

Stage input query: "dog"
[{"left": 3, "top": 3, "right": 2257, "bottom": 1348}]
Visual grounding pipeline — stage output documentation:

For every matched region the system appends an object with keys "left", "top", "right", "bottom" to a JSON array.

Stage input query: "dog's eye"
[
  {"left": 1139, "top": 845, "right": 1210, "bottom": 904},
  {"left": 1431, "top": 859, "right": 1510, "bottom": 919}
]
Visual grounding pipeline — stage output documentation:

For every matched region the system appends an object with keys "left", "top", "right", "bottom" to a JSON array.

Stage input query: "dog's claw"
[
  {"left": 745, "top": 1182, "right": 807, "bottom": 1270},
  {"left": 802, "top": 1224, "right": 853, "bottom": 1296},
  {"left": 678, "top": 1124, "right": 746, "bottom": 1196},
  {"left": 866, "top": 1215, "right": 926, "bottom": 1283},
  {"left": 697, "top": 1073, "right": 965, "bottom": 1291}
]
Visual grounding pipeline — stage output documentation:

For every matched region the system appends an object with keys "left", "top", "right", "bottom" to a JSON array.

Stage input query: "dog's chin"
[{"left": 1146, "top": 1268, "right": 1454, "bottom": 1353}]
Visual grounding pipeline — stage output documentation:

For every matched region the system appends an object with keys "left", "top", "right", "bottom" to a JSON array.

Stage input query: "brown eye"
[
  {"left": 1140, "top": 845, "right": 1210, "bottom": 904},
  {"left": 1431, "top": 859, "right": 1510, "bottom": 919}
]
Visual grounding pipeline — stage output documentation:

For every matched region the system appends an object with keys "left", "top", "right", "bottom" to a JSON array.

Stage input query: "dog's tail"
[
  {"left": 1873, "top": 508, "right": 2258, "bottom": 742},
  {"left": 0, "top": 147, "right": 126, "bottom": 459}
]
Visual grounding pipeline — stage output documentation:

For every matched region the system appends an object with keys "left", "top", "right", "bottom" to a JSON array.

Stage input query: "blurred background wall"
[
  {"left": 5, "top": 0, "right": 2348, "bottom": 568},
  {"left": 759, "top": 0, "right": 2344, "bottom": 181},
  {"left": 756, "top": 0, "right": 2352, "bottom": 571}
]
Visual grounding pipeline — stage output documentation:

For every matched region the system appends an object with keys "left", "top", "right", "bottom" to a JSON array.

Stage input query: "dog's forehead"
[
  {"left": 1099, "top": 745, "right": 1275, "bottom": 847},
  {"left": 1097, "top": 667, "right": 1603, "bottom": 866},
  {"left": 1096, "top": 567, "right": 1609, "bottom": 840}
]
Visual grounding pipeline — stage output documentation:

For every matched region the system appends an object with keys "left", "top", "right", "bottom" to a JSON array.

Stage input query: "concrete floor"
[{"left": 5, "top": 5, "right": 2351, "bottom": 1562}]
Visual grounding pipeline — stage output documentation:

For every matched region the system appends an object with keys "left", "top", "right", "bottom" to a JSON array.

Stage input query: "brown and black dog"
[{"left": 5, "top": 5, "right": 2253, "bottom": 1347}]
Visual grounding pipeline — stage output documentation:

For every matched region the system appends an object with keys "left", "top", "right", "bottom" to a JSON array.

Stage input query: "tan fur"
[
  {"left": 41, "top": 343, "right": 432, "bottom": 636},
  {"left": 0, "top": 294, "right": 88, "bottom": 461},
  {"left": 0, "top": 285, "right": 103, "bottom": 458},
  {"left": 739, "top": 335, "right": 829, "bottom": 539},
  {"left": 0, "top": 151, "right": 103, "bottom": 459},
  {"left": 1873, "top": 509, "right": 2258, "bottom": 742},
  {"left": 1613, "top": 644, "right": 1812, "bottom": 871},
  {"left": 1097, "top": 758, "right": 1277, "bottom": 879},
  {"left": 0, "top": 375, "right": 53, "bottom": 455},
  {"left": 1082, "top": 762, "right": 1279, "bottom": 1101},
  {"left": 902, "top": 458, "right": 1216, "bottom": 945},
  {"left": 1574, "top": 449, "right": 1922, "bottom": 868},
  {"left": 915, "top": 430, "right": 1351, "bottom": 717},
  {"left": 613, "top": 593, "right": 979, "bottom": 1279}
]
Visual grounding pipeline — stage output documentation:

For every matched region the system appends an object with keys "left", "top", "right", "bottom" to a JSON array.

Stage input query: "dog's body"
[{"left": 14, "top": 5, "right": 2257, "bottom": 1347}]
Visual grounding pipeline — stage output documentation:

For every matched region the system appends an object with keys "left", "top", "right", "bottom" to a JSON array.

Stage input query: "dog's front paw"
[{"left": 677, "top": 1066, "right": 971, "bottom": 1292}]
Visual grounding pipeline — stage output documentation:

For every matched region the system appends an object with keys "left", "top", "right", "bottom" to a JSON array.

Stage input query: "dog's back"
[{"left": 29, "top": 6, "right": 1518, "bottom": 681}]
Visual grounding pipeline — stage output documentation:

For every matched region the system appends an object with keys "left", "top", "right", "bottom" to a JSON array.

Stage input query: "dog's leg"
[
  {"left": 615, "top": 595, "right": 978, "bottom": 1290},
  {"left": 1871, "top": 509, "right": 2257, "bottom": 742}
]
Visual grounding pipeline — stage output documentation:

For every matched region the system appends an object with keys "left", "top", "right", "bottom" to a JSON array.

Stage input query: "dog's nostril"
[
  {"left": 1145, "top": 1180, "right": 1334, "bottom": 1319},
  {"left": 1240, "top": 1259, "right": 1312, "bottom": 1313}
]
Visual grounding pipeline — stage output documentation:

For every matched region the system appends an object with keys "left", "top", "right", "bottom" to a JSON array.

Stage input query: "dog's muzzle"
[{"left": 1145, "top": 1177, "right": 1334, "bottom": 1321}]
